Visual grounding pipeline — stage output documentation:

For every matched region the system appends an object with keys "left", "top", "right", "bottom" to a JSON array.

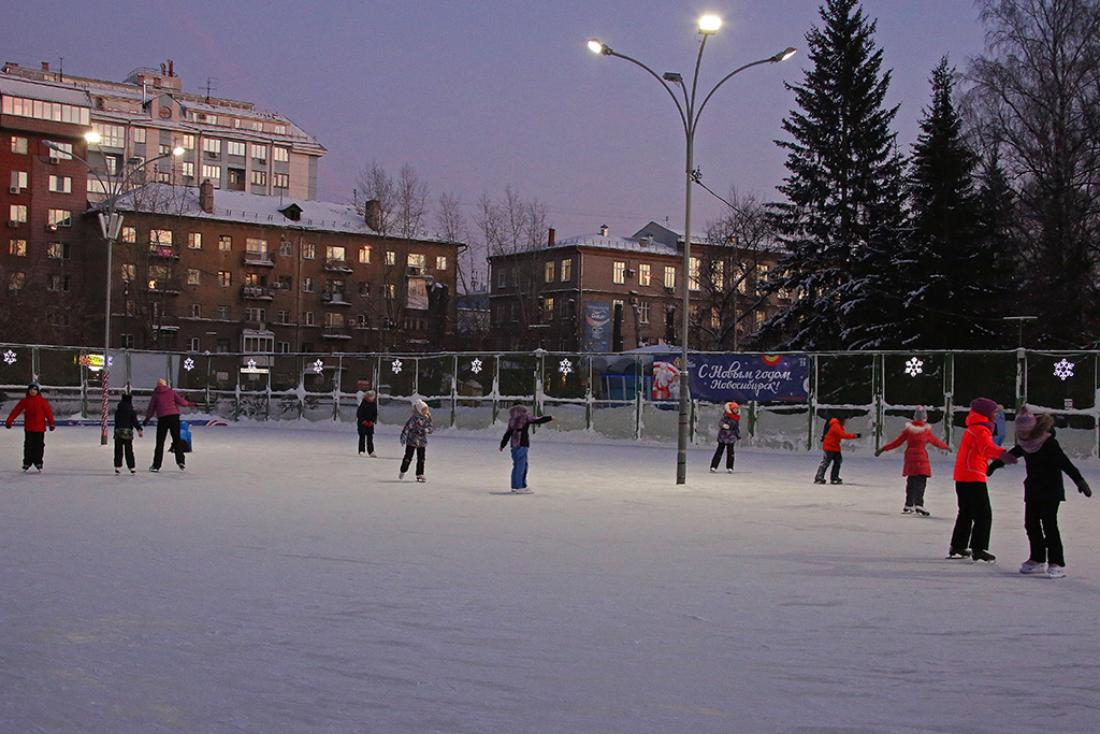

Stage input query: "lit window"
[
  {"left": 302, "top": 243, "right": 316, "bottom": 260},
  {"left": 711, "top": 260, "right": 724, "bottom": 290},
  {"left": 8, "top": 272, "right": 26, "bottom": 291},
  {"left": 561, "top": 259, "right": 571, "bottom": 281},
  {"left": 219, "top": 235, "right": 232, "bottom": 252},
  {"left": 149, "top": 229, "right": 173, "bottom": 246},
  {"left": 689, "top": 257, "right": 701, "bottom": 291},
  {"left": 201, "top": 164, "right": 221, "bottom": 185},
  {"left": 47, "top": 175, "right": 72, "bottom": 194},
  {"left": 407, "top": 253, "right": 425, "bottom": 270},
  {"left": 664, "top": 266, "right": 676, "bottom": 289},
  {"left": 436, "top": 256, "right": 447, "bottom": 271},
  {"left": 187, "top": 269, "right": 200, "bottom": 285},
  {"left": 279, "top": 242, "right": 292, "bottom": 258},
  {"left": 10, "top": 171, "right": 28, "bottom": 190},
  {"left": 91, "top": 123, "right": 125, "bottom": 147},
  {"left": 202, "top": 138, "right": 222, "bottom": 155},
  {"left": 121, "top": 264, "right": 136, "bottom": 282},
  {"left": 385, "top": 250, "right": 396, "bottom": 266},
  {"left": 613, "top": 261, "right": 626, "bottom": 284},
  {"left": 46, "top": 242, "right": 69, "bottom": 259},
  {"left": 639, "top": 301, "right": 650, "bottom": 324},
  {"left": 273, "top": 147, "right": 289, "bottom": 162},
  {"left": 182, "top": 134, "right": 195, "bottom": 150},
  {"left": 218, "top": 271, "right": 231, "bottom": 287},
  {"left": 639, "top": 263, "right": 650, "bottom": 286},
  {"left": 302, "top": 277, "right": 314, "bottom": 293},
  {"left": 327, "top": 245, "right": 347, "bottom": 262},
  {"left": 181, "top": 161, "right": 194, "bottom": 178},
  {"left": 251, "top": 144, "right": 267, "bottom": 160},
  {"left": 47, "top": 209, "right": 72, "bottom": 228},
  {"left": 132, "top": 127, "right": 146, "bottom": 144},
  {"left": 358, "top": 245, "right": 372, "bottom": 264},
  {"left": 385, "top": 284, "right": 396, "bottom": 299},
  {"left": 8, "top": 239, "right": 27, "bottom": 256},
  {"left": 545, "top": 261, "right": 555, "bottom": 283},
  {"left": 226, "top": 141, "right": 246, "bottom": 157},
  {"left": 251, "top": 170, "right": 267, "bottom": 186},
  {"left": 188, "top": 232, "right": 202, "bottom": 249},
  {"left": 246, "top": 238, "right": 269, "bottom": 259},
  {"left": 9, "top": 205, "right": 28, "bottom": 223},
  {"left": 272, "top": 173, "right": 289, "bottom": 189},
  {"left": 10, "top": 136, "right": 28, "bottom": 154},
  {"left": 543, "top": 297, "right": 555, "bottom": 322},
  {"left": 49, "top": 142, "right": 73, "bottom": 160},
  {"left": 120, "top": 226, "right": 136, "bottom": 244}
]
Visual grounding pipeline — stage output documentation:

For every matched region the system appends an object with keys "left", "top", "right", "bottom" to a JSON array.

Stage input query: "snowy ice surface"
[{"left": 2, "top": 425, "right": 1099, "bottom": 733}]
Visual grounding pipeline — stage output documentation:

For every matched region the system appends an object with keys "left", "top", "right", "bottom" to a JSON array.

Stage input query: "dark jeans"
[
  {"left": 401, "top": 445, "right": 425, "bottom": 476},
  {"left": 358, "top": 426, "right": 375, "bottom": 454},
  {"left": 152, "top": 414, "right": 185, "bottom": 469},
  {"left": 114, "top": 438, "right": 135, "bottom": 469},
  {"left": 23, "top": 431, "right": 45, "bottom": 467},
  {"left": 1025, "top": 499, "right": 1064, "bottom": 566},
  {"left": 815, "top": 451, "right": 842, "bottom": 481},
  {"left": 711, "top": 442, "right": 736, "bottom": 470},
  {"left": 951, "top": 481, "right": 992, "bottom": 553},
  {"left": 905, "top": 475, "right": 928, "bottom": 507}
]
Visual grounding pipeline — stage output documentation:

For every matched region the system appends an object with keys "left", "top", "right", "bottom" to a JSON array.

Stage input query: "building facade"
[
  {"left": 90, "top": 182, "right": 459, "bottom": 354},
  {"left": 488, "top": 223, "right": 788, "bottom": 352}
]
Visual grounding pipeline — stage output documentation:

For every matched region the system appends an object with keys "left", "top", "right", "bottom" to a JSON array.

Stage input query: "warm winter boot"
[
  {"left": 1047, "top": 564, "right": 1066, "bottom": 579},
  {"left": 1019, "top": 560, "right": 1045, "bottom": 575}
]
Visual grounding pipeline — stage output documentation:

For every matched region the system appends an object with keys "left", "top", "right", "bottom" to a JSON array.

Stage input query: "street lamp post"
[
  {"left": 44, "top": 133, "right": 184, "bottom": 445},
  {"left": 588, "top": 20, "right": 794, "bottom": 484}
]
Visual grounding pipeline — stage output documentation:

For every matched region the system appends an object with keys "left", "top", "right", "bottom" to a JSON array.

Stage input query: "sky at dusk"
[{"left": 4, "top": 0, "right": 989, "bottom": 241}]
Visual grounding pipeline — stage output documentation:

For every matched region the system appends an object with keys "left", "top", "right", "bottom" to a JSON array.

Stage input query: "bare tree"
[
  {"left": 437, "top": 191, "right": 472, "bottom": 293},
  {"left": 354, "top": 162, "right": 397, "bottom": 235},
  {"left": 395, "top": 164, "right": 430, "bottom": 238}
]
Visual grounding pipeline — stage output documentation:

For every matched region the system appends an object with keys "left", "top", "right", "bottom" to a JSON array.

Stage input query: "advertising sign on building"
[{"left": 584, "top": 302, "right": 611, "bottom": 352}]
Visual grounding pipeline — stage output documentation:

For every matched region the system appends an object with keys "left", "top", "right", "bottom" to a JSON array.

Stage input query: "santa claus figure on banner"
[{"left": 652, "top": 358, "right": 681, "bottom": 401}]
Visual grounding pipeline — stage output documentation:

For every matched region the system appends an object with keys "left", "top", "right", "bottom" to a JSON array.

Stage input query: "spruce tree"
[{"left": 763, "top": 0, "right": 906, "bottom": 351}]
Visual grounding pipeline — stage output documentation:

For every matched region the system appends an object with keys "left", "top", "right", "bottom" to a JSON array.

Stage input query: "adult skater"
[
  {"left": 948, "top": 397, "right": 1016, "bottom": 561},
  {"left": 499, "top": 403, "right": 553, "bottom": 493},
  {"left": 875, "top": 406, "right": 948, "bottom": 515},
  {"left": 144, "top": 378, "right": 192, "bottom": 472},
  {"left": 988, "top": 407, "right": 1092, "bottom": 578},
  {"left": 357, "top": 390, "right": 378, "bottom": 457},
  {"left": 814, "top": 416, "right": 861, "bottom": 485},
  {"left": 399, "top": 399, "right": 432, "bottom": 482},
  {"left": 113, "top": 390, "right": 143, "bottom": 475},
  {"left": 4, "top": 383, "right": 55, "bottom": 471},
  {"left": 709, "top": 401, "right": 742, "bottom": 474}
]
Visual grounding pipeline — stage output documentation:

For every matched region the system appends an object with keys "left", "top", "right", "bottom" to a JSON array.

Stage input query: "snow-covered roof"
[
  {"left": 551, "top": 231, "right": 680, "bottom": 256},
  {"left": 0, "top": 75, "right": 91, "bottom": 107},
  {"left": 106, "top": 184, "right": 455, "bottom": 243}
]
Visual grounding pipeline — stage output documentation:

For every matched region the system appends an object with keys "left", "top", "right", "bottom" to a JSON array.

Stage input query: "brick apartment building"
[
  {"left": 90, "top": 181, "right": 460, "bottom": 354},
  {"left": 488, "top": 222, "right": 788, "bottom": 352}
]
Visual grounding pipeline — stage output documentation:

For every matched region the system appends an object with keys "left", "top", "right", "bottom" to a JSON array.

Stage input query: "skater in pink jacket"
[{"left": 876, "top": 406, "right": 948, "bottom": 516}]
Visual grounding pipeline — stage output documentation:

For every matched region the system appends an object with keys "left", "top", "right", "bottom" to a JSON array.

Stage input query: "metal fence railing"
[{"left": 1, "top": 345, "right": 1096, "bottom": 457}]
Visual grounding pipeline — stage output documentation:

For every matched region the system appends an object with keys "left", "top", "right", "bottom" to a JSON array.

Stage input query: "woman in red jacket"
[
  {"left": 876, "top": 406, "right": 948, "bottom": 516},
  {"left": 949, "top": 397, "right": 1016, "bottom": 561},
  {"left": 5, "top": 383, "right": 56, "bottom": 471},
  {"left": 814, "top": 417, "right": 861, "bottom": 485}
]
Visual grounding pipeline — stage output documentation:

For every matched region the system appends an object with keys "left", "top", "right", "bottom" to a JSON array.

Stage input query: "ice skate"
[
  {"left": 830, "top": 478, "right": 843, "bottom": 485},
  {"left": 913, "top": 506, "right": 930, "bottom": 517},
  {"left": 709, "top": 467, "right": 717, "bottom": 473},
  {"left": 1046, "top": 564, "right": 1066, "bottom": 578},
  {"left": 129, "top": 468, "right": 136, "bottom": 475},
  {"left": 369, "top": 452, "right": 377, "bottom": 458},
  {"left": 115, "top": 468, "right": 121, "bottom": 475},
  {"left": 726, "top": 468, "right": 734, "bottom": 474},
  {"left": 398, "top": 471, "right": 405, "bottom": 480},
  {"left": 21, "top": 463, "right": 29, "bottom": 472},
  {"left": 416, "top": 475, "right": 426, "bottom": 483},
  {"left": 902, "top": 506, "right": 913, "bottom": 514},
  {"left": 1019, "top": 560, "right": 1045, "bottom": 575},
  {"left": 971, "top": 549, "right": 996, "bottom": 563},
  {"left": 511, "top": 488, "right": 533, "bottom": 494},
  {"left": 813, "top": 478, "right": 826, "bottom": 485},
  {"left": 946, "top": 548, "right": 972, "bottom": 559},
  {"left": 177, "top": 463, "right": 185, "bottom": 472},
  {"left": 34, "top": 464, "right": 42, "bottom": 472},
  {"left": 149, "top": 465, "right": 159, "bottom": 473}
]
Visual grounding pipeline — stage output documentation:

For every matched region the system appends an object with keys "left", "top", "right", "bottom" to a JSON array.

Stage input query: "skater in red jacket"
[
  {"left": 5, "top": 383, "right": 56, "bottom": 471},
  {"left": 948, "top": 397, "right": 1016, "bottom": 561},
  {"left": 814, "top": 417, "right": 861, "bottom": 485},
  {"left": 876, "top": 406, "right": 949, "bottom": 516}
]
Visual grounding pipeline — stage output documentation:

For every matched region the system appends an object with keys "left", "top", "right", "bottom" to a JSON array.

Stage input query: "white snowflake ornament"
[
  {"left": 312, "top": 359, "right": 325, "bottom": 374},
  {"left": 470, "top": 358, "right": 483, "bottom": 374},
  {"left": 904, "top": 357, "right": 924, "bottom": 377},
  {"left": 183, "top": 357, "right": 195, "bottom": 372},
  {"left": 1053, "top": 359, "right": 1075, "bottom": 381},
  {"left": 247, "top": 359, "right": 257, "bottom": 370},
  {"left": 391, "top": 359, "right": 403, "bottom": 374},
  {"left": 559, "top": 358, "right": 573, "bottom": 376},
  {"left": 3, "top": 350, "right": 16, "bottom": 366}
]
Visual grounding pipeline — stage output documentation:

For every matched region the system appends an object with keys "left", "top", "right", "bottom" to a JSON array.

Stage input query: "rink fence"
[{"left": 1, "top": 346, "right": 1097, "bottom": 457}]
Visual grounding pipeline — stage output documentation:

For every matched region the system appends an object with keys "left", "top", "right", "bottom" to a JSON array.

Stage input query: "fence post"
[
  {"left": 450, "top": 354, "right": 458, "bottom": 429},
  {"left": 807, "top": 354, "right": 818, "bottom": 452},
  {"left": 943, "top": 352, "right": 954, "bottom": 446},
  {"left": 873, "top": 353, "right": 884, "bottom": 452},
  {"left": 633, "top": 356, "right": 641, "bottom": 440},
  {"left": 534, "top": 349, "right": 545, "bottom": 417},
  {"left": 1094, "top": 352, "right": 1099, "bottom": 458},
  {"left": 333, "top": 354, "right": 343, "bottom": 421},
  {"left": 491, "top": 355, "right": 499, "bottom": 426},
  {"left": 589, "top": 355, "right": 596, "bottom": 433},
  {"left": 1016, "top": 348, "right": 1027, "bottom": 410}
]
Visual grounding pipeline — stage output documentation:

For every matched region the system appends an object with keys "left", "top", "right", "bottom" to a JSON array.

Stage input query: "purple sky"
[{"left": 6, "top": 0, "right": 988, "bottom": 239}]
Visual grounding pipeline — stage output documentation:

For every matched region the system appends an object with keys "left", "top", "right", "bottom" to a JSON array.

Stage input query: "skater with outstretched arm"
[
  {"left": 948, "top": 398, "right": 1016, "bottom": 561},
  {"left": 144, "top": 378, "right": 191, "bottom": 472},
  {"left": 814, "top": 416, "right": 861, "bottom": 485},
  {"left": 500, "top": 404, "right": 553, "bottom": 494},
  {"left": 5, "top": 383, "right": 55, "bottom": 472},
  {"left": 875, "top": 406, "right": 948, "bottom": 516},
  {"left": 987, "top": 407, "right": 1092, "bottom": 578}
]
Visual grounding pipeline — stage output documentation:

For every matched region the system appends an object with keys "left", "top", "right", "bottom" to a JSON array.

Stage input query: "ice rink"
[{"left": 2, "top": 424, "right": 1098, "bottom": 733}]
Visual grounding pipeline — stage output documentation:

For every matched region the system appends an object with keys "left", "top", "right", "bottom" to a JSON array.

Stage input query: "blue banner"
[
  {"left": 584, "top": 302, "right": 611, "bottom": 352},
  {"left": 669, "top": 353, "right": 810, "bottom": 403}
]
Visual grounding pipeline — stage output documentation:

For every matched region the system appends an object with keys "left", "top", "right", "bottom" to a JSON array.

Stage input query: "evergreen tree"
[
  {"left": 762, "top": 0, "right": 906, "bottom": 350},
  {"left": 900, "top": 57, "right": 988, "bottom": 348}
]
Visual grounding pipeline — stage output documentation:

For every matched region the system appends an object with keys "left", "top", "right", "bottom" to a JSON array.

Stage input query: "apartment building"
[
  {"left": 90, "top": 181, "right": 459, "bottom": 354},
  {"left": 488, "top": 223, "right": 787, "bottom": 352}
]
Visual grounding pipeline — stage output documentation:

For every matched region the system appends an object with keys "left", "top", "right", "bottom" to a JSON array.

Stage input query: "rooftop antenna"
[
  {"left": 203, "top": 76, "right": 218, "bottom": 103},
  {"left": 58, "top": 56, "right": 63, "bottom": 83}
]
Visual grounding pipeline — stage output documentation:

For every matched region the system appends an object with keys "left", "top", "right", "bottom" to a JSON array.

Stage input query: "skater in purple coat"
[{"left": 144, "top": 378, "right": 191, "bottom": 472}]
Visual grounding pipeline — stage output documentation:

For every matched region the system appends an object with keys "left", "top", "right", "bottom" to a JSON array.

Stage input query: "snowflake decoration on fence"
[
  {"left": 183, "top": 357, "right": 195, "bottom": 372},
  {"left": 1053, "top": 359, "right": 1075, "bottom": 381},
  {"left": 2, "top": 350, "right": 16, "bottom": 366},
  {"left": 559, "top": 358, "right": 573, "bottom": 376},
  {"left": 247, "top": 359, "right": 257, "bottom": 370},
  {"left": 312, "top": 358, "right": 325, "bottom": 374},
  {"left": 391, "top": 359, "right": 403, "bottom": 374},
  {"left": 904, "top": 357, "right": 924, "bottom": 377},
  {"left": 470, "top": 358, "right": 483, "bottom": 374}
]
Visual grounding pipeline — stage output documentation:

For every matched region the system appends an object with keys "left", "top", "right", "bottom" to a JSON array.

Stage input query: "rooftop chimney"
[
  {"left": 199, "top": 179, "right": 215, "bottom": 214},
  {"left": 364, "top": 199, "right": 382, "bottom": 231},
  {"left": 547, "top": 227, "right": 556, "bottom": 246},
  {"left": 599, "top": 224, "right": 609, "bottom": 237},
  {"left": 41, "top": 62, "right": 49, "bottom": 72}
]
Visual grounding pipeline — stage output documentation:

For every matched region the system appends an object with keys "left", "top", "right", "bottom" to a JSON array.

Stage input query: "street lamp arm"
[
  {"left": 113, "top": 150, "right": 177, "bottom": 195},
  {"left": 606, "top": 49, "right": 689, "bottom": 134},
  {"left": 687, "top": 35, "right": 710, "bottom": 125},
  {"left": 695, "top": 56, "right": 783, "bottom": 125}
]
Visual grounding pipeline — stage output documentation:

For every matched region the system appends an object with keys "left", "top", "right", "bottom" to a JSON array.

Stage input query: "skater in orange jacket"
[{"left": 814, "top": 416, "right": 861, "bottom": 485}]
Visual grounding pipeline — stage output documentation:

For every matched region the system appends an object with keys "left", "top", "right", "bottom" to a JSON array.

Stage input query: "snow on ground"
[{"left": 2, "top": 424, "right": 1099, "bottom": 734}]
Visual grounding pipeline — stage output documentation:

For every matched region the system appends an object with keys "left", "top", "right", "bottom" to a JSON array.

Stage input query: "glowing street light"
[{"left": 698, "top": 14, "right": 723, "bottom": 34}]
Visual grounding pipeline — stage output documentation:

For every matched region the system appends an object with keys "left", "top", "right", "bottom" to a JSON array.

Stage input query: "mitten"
[
  {"left": 1076, "top": 478, "right": 1092, "bottom": 498},
  {"left": 721, "top": 423, "right": 729, "bottom": 430},
  {"left": 999, "top": 450, "right": 1018, "bottom": 465},
  {"left": 874, "top": 448, "right": 883, "bottom": 457},
  {"left": 48, "top": 426, "right": 54, "bottom": 432},
  {"left": 855, "top": 433, "right": 863, "bottom": 439}
]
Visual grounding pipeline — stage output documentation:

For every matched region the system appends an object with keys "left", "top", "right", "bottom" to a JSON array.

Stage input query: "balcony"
[
  {"left": 324, "top": 259, "right": 353, "bottom": 273},
  {"left": 321, "top": 291, "right": 352, "bottom": 306},
  {"left": 242, "top": 252, "right": 275, "bottom": 267},
  {"left": 148, "top": 244, "right": 179, "bottom": 260},
  {"left": 146, "top": 279, "right": 181, "bottom": 295},
  {"left": 241, "top": 285, "right": 274, "bottom": 301},
  {"left": 321, "top": 324, "right": 353, "bottom": 340}
]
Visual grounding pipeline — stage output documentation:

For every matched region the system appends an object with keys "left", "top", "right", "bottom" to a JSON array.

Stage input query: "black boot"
[{"left": 971, "top": 549, "right": 996, "bottom": 562}]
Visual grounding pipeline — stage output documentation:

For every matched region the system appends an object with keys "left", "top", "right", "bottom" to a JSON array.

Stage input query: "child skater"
[
  {"left": 948, "top": 397, "right": 1017, "bottom": 561},
  {"left": 987, "top": 407, "right": 1092, "bottom": 578},
  {"left": 710, "top": 401, "right": 742, "bottom": 474},
  {"left": 113, "top": 390, "right": 143, "bottom": 474},
  {"left": 875, "top": 406, "right": 948, "bottom": 515},
  {"left": 5, "top": 383, "right": 55, "bottom": 471},
  {"left": 399, "top": 399, "right": 432, "bottom": 482},
  {"left": 814, "top": 416, "right": 861, "bottom": 485},
  {"left": 499, "top": 404, "right": 553, "bottom": 493},
  {"left": 357, "top": 390, "right": 377, "bottom": 457}
]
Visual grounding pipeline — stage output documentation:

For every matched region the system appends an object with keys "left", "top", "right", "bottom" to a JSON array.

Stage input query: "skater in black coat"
[
  {"left": 113, "top": 392, "right": 144, "bottom": 474},
  {"left": 988, "top": 407, "right": 1092, "bottom": 578},
  {"left": 357, "top": 390, "right": 378, "bottom": 456}
]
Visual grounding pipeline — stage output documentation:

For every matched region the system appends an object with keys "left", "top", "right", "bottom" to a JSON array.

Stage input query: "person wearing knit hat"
[
  {"left": 5, "top": 383, "right": 56, "bottom": 471},
  {"left": 988, "top": 407, "right": 1092, "bottom": 578},
  {"left": 356, "top": 390, "right": 378, "bottom": 457},
  {"left": 948, "top": 396, "right": 1018, "bottom": 561},
  {"left": 399, "top": 399, "right": 433, "bottom": 482},
  {"left": 876, "top": 406, "right": 948, "bottom": 515},
  {"left": 710, "top": 401, "right": 742, "bottom": 474}
]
